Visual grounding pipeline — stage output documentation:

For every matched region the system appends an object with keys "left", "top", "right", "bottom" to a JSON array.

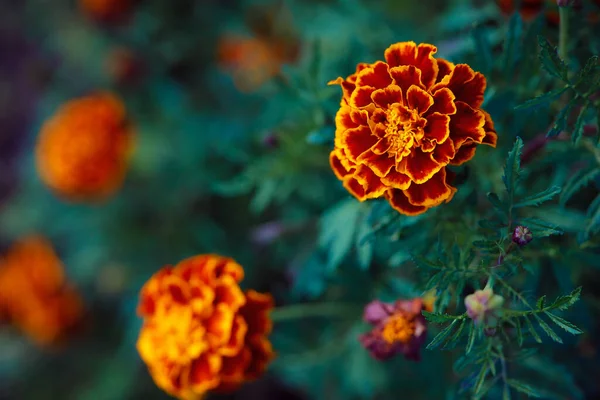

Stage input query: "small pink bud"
[{"left": 512, "top": 226, "right": 533, "bottom": 246}]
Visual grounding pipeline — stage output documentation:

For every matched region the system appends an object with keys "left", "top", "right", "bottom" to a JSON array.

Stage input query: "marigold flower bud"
[
  {"left": 0, "top": 236, "right": 83, "bottom": 346},
  {"left": 136, "top": 255, "right": 275, "bottom": 399},
  {"left": 359, "top": 297, "right": 429, "bottom": 361},
  {"left": 35, "top": 92, "right": 133, "bottom": 202},
  {"left": 512, "top": 226, "right": 533, "bottom": 246},
  {"left": 465, "top": 288, "right": 504, "bottom": 326}
]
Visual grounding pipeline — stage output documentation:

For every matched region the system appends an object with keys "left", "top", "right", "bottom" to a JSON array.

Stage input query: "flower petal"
[
  {"left": 214, "top": 275, "right": 246, "bottom": 311},
  {"left": 385, "top": 42, "right": 439, "bottom": 88},
  {"left": 343, "top": 176, "right": 367, "bottom": 200},
  {"left": 435, "top": 58, "right": 454, "bottom": 83},
  {"left": 341, "top": 125, "right": 378, "bottom": 161},
  {"left": 363, "top": 300, "right": 394, "bottom": 324},
  {"left": 424, "top": 112, "right": 450, "bottom": 143},
  {"left": 389, "top": 65, "right": 424, "bottom": 100},
  {"left": 362, "top": 153, "right": 395, "bottom": 177},
  {"left": 404, "top": 168, "right": 456, "bottom": 207},
  {"left": 215, "top": 348, "right": 252, "bottom": 393},
  {"left": 371, "top": 85, "right": 403, "bottom": 109},
  {"left": 355, "top": 164, "right": 388, "bottom": 198},
  {"left": 241, "top": 290, "right": 274, "bottom": 336},
  {"left": 404, "top": 148, "right": 443, "bottom": 184},
  {"left": 433, "top": 64, "right": 486, "bottom": 108},
  {"left": 380, "top": 169, "right": 411, "bottom": 190},
  {"left": 481, "top": 110, "right": 498, "bottom": 147},
  {"left": 206, "top": 303, "right": 236, "bottom": 347},
  {"left": 219, "top": 315, "right": 248, "bottom": 356},
  {"left": 189, "top": 353, "right": 222, "bottom": 393},
  {"left": 330, "top": 149, "right": 353, "bottom": 180},
  {"left": 406, "top": 86, "right": 434, "bottom": 115},
  {"left": 385, "top": 189, "right": 428, "bottom": 216},
  {"left": 355, "top": 61, "right": 393, "bottom": 89},
  {"left": 428, "top": 88, "right": 456, "bottom": 115},
  {"left": 449, "top": 102, "right": 486, "bottom": 148},
  {"left": 245, "top": 335, "right": 275, "bottom": 379},
  {"left": 350, "top": 86, "right": 376, "bottom": 108},
  {"left": 449, "top": 143, "right": 477, "bottom": 166}
]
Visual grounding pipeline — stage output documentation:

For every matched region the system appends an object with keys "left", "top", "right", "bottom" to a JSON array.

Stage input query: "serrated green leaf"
[
  {"left": 472, "top": 240, "right": 497, "bottom": 250},
  {"left": 536, "top": 295, "right": 546, "bottom": 310},
  {"left": 547, "top": 100, "right": 576, "bottom": 137},
  {"left": 518, "top": 217, "right": 563, "bottom": 238},
  {"left": 575, "top": 55, "right": 600, "bottom": 88},
  {"left": 572, "top": 102, "right": 590, "bottom": 144},
  {"left": 524, "top": 315, "right": 542, "bottom": 343},
  {"left": 422, "top": 311, "right": 462, "bottom": 324},
  {"left": 534, "top": 314, "right": 563, "bottom": 343},
  {"left": 537, "top": 35, "right": 568, "bottom": 81},
  {"left": 487, "top": 192, "right": 507, "bottom": 212},
  {"left": 545, "top": 312, "right": 584, "bottom": 335},
  {"left": 514, "top": 185, "right": 561, "bottom": 208},
  {"left": 514, "top": 86, "right": 568, "bottom": 110},
  {"left": 426, "top": 319, "right": 459, "bottom": 350},
  {"left": 506, "top": 379, "right": 543, "bottom": 397},
  {"left": 318, "top": 200, "right": 362, "bottom": 271},
  {"left": 549, "top": 286, "right": 581, "bottom": 310},
  {"left": 515, "top": 317, "right": 524, "bottom": 346},
  {"left": 503, "top": 137, "right": 524, "bottom": 198},
  {"left": 560, "top": 166, "right": 600, "bottom": 206},
  {"left": 443, "top": 319, "right": 466, "bottom": 350},
  {"left": 472, "top": 25, "right": 493, "bottom": 75}
]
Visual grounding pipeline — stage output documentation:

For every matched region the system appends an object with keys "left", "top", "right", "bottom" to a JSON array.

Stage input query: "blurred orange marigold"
[
  {"left": 0, "top": 236, "right": 83, "bottom": 345},
  {"left": 329, "top": 42, "right": 497, "bottom": 216},
  {"left": 79, "top": 0, "right": 134, "bottom": 24},
  {"left": 35, "top": 92, "right": 133, "bottom": 202},
  {"left": 137, "top": 254, "right": 275, "bottom": 399}
]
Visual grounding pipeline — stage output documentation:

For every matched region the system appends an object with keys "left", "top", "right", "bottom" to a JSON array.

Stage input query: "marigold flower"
[
  {"left": 0, "top": 236, "right": 83, "bottom": 345},
  {"left": 217, "top": 34, "right": 299, "bottom": 93},
  {"left": 465, "top": 287, "right": 504, "bottom": 326},
  {"left": 79, "top": 0, "right": 134, "bottom": 24},
  {"left": 328, "top": 42, "right": 497, "bottom": 216},
  {"left": 136, "top": 255, "right": 275, "bottom": 399},
  {"left": 359, "top": 297, "right": 430, "bottom": 361},
  {"left": 35, "top": 92, "right": 133, "bottom": 202}
]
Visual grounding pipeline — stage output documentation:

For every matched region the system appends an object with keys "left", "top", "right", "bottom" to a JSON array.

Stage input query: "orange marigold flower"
[
  {"left": 328, "top": 42, "right": 497, "bottom": 216},
  {"left": 79, "top": 0, "right": 134, "bottom": 24},
  {"left": 0, "top": 236, "right": 83, "bottom": 346},
  {"left": 136, "top": 255, "right": 275, "bottom": 399},
  {"left": 35, "top": 92, "right": 133, "bottom": 202}
]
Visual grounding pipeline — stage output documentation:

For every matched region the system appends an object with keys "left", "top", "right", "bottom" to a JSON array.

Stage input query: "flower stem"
[
  {"left": 558, "top": 7, "right": 569, "bottom": 61},
  {"left": 270, "top": 302, "right": 361, "bottom": 322}
]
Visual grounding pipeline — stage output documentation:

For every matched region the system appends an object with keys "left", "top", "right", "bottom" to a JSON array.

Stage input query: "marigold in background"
[
  {"left": 137, "top": 255, "right": 275, "bottom": 399},
  {"left": 359, "top": 297, "right": 432, "bottom": 361},
  {"left": 36, "top": 92, "right": 133, "bottom": 202},
  {"left": 79, "top": 0, "right": 134, "bottom": 24},
  {"left": 465, "top": 287, "right": 504, "bottom": 327},
  {"left": 329, "top": 42, "right": 497, "bottom": 215},
  {"left": 0, "top": 236, "right": 83, "bottom": 346}
]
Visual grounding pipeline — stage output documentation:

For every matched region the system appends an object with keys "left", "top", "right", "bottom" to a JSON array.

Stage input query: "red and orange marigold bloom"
[
  {"left": 79, "top": 0, "right": 135, "bottom": 24},
  {"left": 0, "top": 236, "right": 83, "bottom": 346},
  {"left": 329, "top": 42, "right": 497, "bottom": 215},
  {"left": 137, "top": 255, "right": 275, "bottom": 400},
  {"left": 35, "top": 92, "right": 133, "bottom": 202}
]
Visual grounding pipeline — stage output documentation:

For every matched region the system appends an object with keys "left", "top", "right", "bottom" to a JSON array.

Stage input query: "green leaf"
[
  {"left": 547, "top": 100, "right": 575, "bottom": 137},
  {"left": 472, "top": 25, "right": 493, "bottom": 75},
  {"left": 426, "top": 319, "right": 459, "bottom": 350},
  {"left": 537, "top": 35, "right": 568, "bottom": 81},
  {"left": 472, "top": 240, "right": 497, "bottom": 250},
  {"left": 411, "top": 254, "right": 444, "bottom": 270},
  {"left": 504, "top": 13, "right": 523, "bottom": 76},
  {"left": 524, "top": 315, "right": 542, "bottom": 343},
  {"left": 514, "top": 86, "right": 568, "bottom": 110},
  {"left": 518, "top": 217, "right": 563, "bottom": 238},
  {"left": 575, "top": 55, "right": 600, "bottom": 88},
  {"left": 422, "top": 311, "right": 462, "bottom": 324},
  {"left": 356, "top": 213, "right": 373, "bottom": 270},
  {"left": 250, "top": 179, "right": 279, "bottom": 213},
  {"left": 534, "top": 314, "right": 563, "bottom": 343},
  {"left": 443, "top": 319, "right": 466, "bottom": 350},
  {"left": 478, "top": 219, "right": 506, "bottom": 231},
  {"left": 466, "top": 323, "right": 477, "bottom": 354},
  {"left": 548, "top": 287, "right": 581, "bottom": 310},
  {"left": 560, "top": 166, "right": 600, "bottom": 206},
  {"left": 506, "top": 379, "right": 543, "bottom": 398},
  {"left": 513, "top": 185, "right": 561, "bottom": 208},
  {"left": 515, "top": 317, "right": 524, "bottom": 346},
  {"left": 487, "top": 192, "right": 507, "bottom": 212},
  {"left": 503, "top": 137, "right": 524, "bottom": 198},
  {"left": 389, "top": 250, "right": 411, "bottom": 267},
  {"left": 587, "top": 194, "right": 600, "bottom": 236},
  {"left": 572, "top": 102, "right": 590, "bottom": 144},
  {"left": 318, "top": 200, "right": 362, "bottom": 271},
  {"left": 536, "top": 295, "right": 546, "bottom": 310},
  {"left": 545, "top": 312, "right": 584, "bottom": 335}
]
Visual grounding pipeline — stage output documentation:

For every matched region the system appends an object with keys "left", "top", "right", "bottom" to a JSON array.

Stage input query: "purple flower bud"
[{"left": 512, "top": 226, "right": 533, "bottom": 246}]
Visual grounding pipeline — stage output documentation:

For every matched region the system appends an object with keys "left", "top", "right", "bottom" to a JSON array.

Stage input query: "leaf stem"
[{"left": 558, "top": 7, "right": 569, "bottom": 62}]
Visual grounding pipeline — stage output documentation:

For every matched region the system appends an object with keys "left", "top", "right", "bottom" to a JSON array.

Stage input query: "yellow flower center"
[
  {"left": 385, "top": 107, "right": 424, "bottom": 160},
  {"left": 381, "top": 313, "right": 415, "bottom": 344}
]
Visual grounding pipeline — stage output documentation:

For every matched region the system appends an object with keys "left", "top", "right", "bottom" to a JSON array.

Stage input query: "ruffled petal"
[
  {"left": 371, "top": 85, "right": 403, "bottom": 109},
  {"left": 404, "top": 148, "right": 444, "bottom": 184},
  {"left": 219, "top": 315, "right": 248, "bottom": 356},
  {"left": 341, "top": 125, "right": 378, "bottom": 161},
  {"left": 424, "top": 112, "right": 450, "bottom": 143},
  {"left": 481, "top": 110, "right": 498, "bottom": 147},
  {"left": 241, "top": 290, "right": 274, "bottom": 336},
  {"left": 433, "top": 64, "right": 486, "bottom": 108},
  {"left": 432, "top": 136, "right": 456, "bottom": 165},
  {"left": 380, "top": 169, "right": 411, "bottom": 190},
  {"left": 350, "top": 86, "right": 376, "bottom": 108},
  {"left": 355, "top": 61, "right": 393, "bottom": 89},
  {"left": 406, "top": 86, "right": 434, "bottom": 115},
  {"left": 188, "top": 353, "right": 222, "bottom": 393},
  {"left": 427, "top": 88, "right": 457, "bottom": 115},
  {"left": 355, "top": 164, "right": 388, "bottom": 198},
  {"left": 343, "top": 176, "right": 367, "bottom": 200},
  {"left": 449, "top": 102, "right": 486, "bottom": 149},
  {"left": 435, "top": 58, "right": 455, "bottom": 83},
  {"left": 388, "top": 65, "right": 425, "bottom": 101},
  {"left": 362, "top": 153, "right": 395, "bottom": 177},
  {"left": 385, "top": 189, "right": 428, "bottom": 216},
  {"left": 330, "top": 149, "right": 353, "bottom": 180},
  {"left": 385, "top": 42, "right": 439, "bottom": 88},
  {"left": 449, "top": 143, "right": 477, "bottom": 166},
  {"left": 404, "top": 168, "right": 456, "bottom": 207},
  {"left": 244, "top": 335, "right": 275, "bottom": 380}
]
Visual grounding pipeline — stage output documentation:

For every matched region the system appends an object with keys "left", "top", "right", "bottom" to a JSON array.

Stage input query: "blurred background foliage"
[{"left": 2, "top": 0, "right": 600, "bottom": 399}]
